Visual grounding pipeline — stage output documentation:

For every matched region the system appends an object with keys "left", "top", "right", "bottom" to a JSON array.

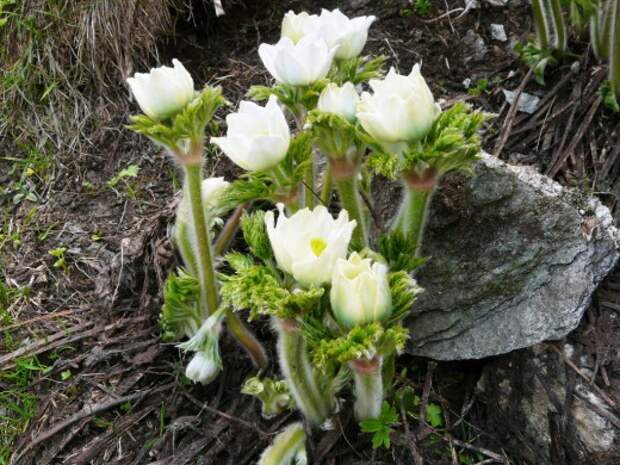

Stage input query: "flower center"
[{"left": 310, "top": 237, "right": 327, "bottom": 257}]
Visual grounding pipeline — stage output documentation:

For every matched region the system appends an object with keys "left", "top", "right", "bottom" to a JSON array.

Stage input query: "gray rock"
[
  {"left": 373, "top": 153, "right": 618, "bottom": 360},
  {"left": 480, "top": 343, "right": 620, "bottom": 464}
]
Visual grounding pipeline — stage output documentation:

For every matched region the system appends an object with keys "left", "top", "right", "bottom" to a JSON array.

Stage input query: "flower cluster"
[{"left": 126, "top": 6, "right": 487, "bottom": 462}]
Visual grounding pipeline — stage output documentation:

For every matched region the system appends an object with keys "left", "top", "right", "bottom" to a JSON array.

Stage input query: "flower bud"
[
  {"left": 330, "top": 252, "right": 392, "bottom": 328},
  {"left": 317, "top": 82, "right": 360, "bottom": 122},
  {"left": 306, "top": 9, "right": 375, "bottom": 60},
  {"left": 126, "top": 59, "right": 194, "bottom": 120},
  {"left": 281, "top": 10, "right": 316, "bottom": 43},
  {"left": 264, "top": 203, "right": 356, "bottom": 287},
  {"left": 185, "top": 351, "right": 220, "bottom": 385},
  {"left": 357, "top": 64, "right": 440, "bottom": 145},
  {"left": 211, "top": 96, "right": 290, "bottom": 172},
  {"left": 258, "top": 36, "right": 337, "bottom": 86}
]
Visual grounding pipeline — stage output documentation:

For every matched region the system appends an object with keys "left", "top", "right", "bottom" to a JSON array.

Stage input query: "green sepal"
[
  {"left": 280, "top": 131, "right": 314, "bottom": 184},
  {"left": 248, "top": 81, "right": 327, "bottom": 112},
  {"left": 376, "top": 231, "right": 429, "bottom": 272},
  {"left": 307, "top": 110, "right": 359, "bottom": 159},
  {"left": 312, "top": 322, "right": 409, "bottom": 370},
  {"left": 160, "top": 269, "right": 202, "bottom": 341},
  {"left": 329, "top": 55, "right": 386, "bottom": 85},
  {"left": 385, "top": 271, "right": 424, "bottom": 325},
  {"left": 127, "top": 86, "right": 226, "bottom": 150},
  {"left": 240, "top": 210, "right": 273, "bottom": 262},
  {"left": 367, "top": 102, "right": 490, "bottom": 179},
  {"left": 241, "top": 375, "right": 296, "bottom": 418},
  {"left": 219, "top": 254, "right": 325, "bottom": 320}
]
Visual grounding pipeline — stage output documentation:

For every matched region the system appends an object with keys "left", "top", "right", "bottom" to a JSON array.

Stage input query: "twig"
[
  {"left": 416, "top": 361, "right": 436, "bottom": 438},
  {"left": 11, "top": 383, "right": 174, "bottom": 465},
  {"left": 493, "top": 67, "right": 534, "bottom": 158},
  {"left": 400, "top": 397, "right": 423, "bottom": 465}
]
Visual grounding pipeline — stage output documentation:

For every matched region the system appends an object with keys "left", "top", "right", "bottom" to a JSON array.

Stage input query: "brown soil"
[{"left": 2, "top": 1, "right": 619, "bottom": 464}]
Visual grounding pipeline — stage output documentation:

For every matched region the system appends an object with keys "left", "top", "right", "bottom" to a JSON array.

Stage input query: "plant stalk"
[
  {"left": 549, "top": 0, "right": 567, "bottom": 52},
  {"left": 227, "top": 309, "right": 268, "bottom": 369},
  {"left": 320, "top": 163, "right": 333, "bottom": 205},
  {"left": 275, "top": 318, "right": 331, "bottom": 426},
  {"left": 393, "top": 174, "right": 435, "bottom": 256},
  {"left": 531, "top": 0, "right": 550, "bottom": 49},
  {"left": 258, "top": 422, "right": 306, "bottom": 465},
  {"left": 331, "top": 159, "right": 368, "bottom": 248},
  {"left": 351, "top": 357, "right": 383, "bottom": 421},
  {"left": 214, "top": 203, "right": 247, "bottom": 256},
  {"left": 184, "top": 155, "right": 219, "bottom": 316},
  {"left": 173, "top": 221, "right": 198, "bottom": 278},
  {"left": 184, "top": 141, "right": 268, "bottom": 369}
]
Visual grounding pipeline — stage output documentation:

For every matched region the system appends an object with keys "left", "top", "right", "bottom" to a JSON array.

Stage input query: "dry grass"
[{"left": 0, "top": 0, "right": 184, "bottom": 152}]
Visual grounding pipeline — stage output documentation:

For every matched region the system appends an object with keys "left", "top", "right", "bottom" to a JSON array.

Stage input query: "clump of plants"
[
  {"left": 523, "top": 0, "right": 620, "bottom": 110},
  {"left": 127, "top": 7, "right": 487, "bottom": 462}
]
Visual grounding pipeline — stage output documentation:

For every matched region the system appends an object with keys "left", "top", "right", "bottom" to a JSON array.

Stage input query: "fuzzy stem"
[
  {"left": 320, "top": 163, "right": 333, "bottom": 205},
  {"left": 184, "top": 143, "right": 268, "bottom": 369},
  {"left": 611, "top": 0, "right": 620, "bottom": 96},
  {"left": 393, "top": 173, "right": 436, "bottom": 256},
  {"left": 351, "top": 357, "right": 383, "bottom": 421},
  {"left": 275, "top": 318, "right": 330, "bottom": 425},
  {"left": 226, "top": 309, "right": 268, "bottom": 369},
  {"left": 304, "top": 161, "right": 316, "bottom": 209},
  {"left": 549, "top": 0, "right": 567, "bottom": 52},
  {"left": 331, "top": 160, "right": 368, "bottom": 248},
  {"left": 258, "top": 422, "right": 306, "bottom": 465},
  {"left": 174, "top": 221, "right": 198, "bottom": 277},
  {"left": 214, "top": 203, "right": 247, "bottom": 257},
  {"left": 184, "top": 156, "right": 218, "bottom": 316},
  {"left": 532, "top": 0, "right": 550, "bottom": 49}
]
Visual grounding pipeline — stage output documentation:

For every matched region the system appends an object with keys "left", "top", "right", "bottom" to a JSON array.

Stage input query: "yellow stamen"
[{"left": 310, "top": 237, "right": 327, "bottom": 257}]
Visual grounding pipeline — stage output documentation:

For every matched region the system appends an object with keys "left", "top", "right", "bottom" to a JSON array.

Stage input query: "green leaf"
[
  {"left": 240, "top": 210, "right": 273, "bottom": 261},
  {"left": 160, "top": 269, "right": 202, "bottom": 341},
  {"left": 359, "top": 401, "right": 398, "bottom": 449},
  {"left": 426, "top": 403, "right": 444, "bottom": 427},
  {"left": 385, "top": 271, "right": 424, "bottom": 324},
  {"left": 377, "top": 231, "right": 428, "bottom": 273},
  {"left": 107, "top": 164, "right": 140, "bottom": 188}
]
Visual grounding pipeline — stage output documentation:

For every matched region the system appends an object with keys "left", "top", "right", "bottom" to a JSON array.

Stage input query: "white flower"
[
  {"left": 258, "top": 36, "right": 337, "bottom": 86},
  {"left": 211, "top": 96, "right": 290, "bottom": 172},
  {"left": 264, "top": 204, "right": 356, "bottom": 287},
  {"left": 330, "top": 252, "right": 392, "bottom": 328},
  {"left": 305, "top": 9, "right": 375, "bottom": 60},
  {"left": 176, "top": 177, "right": 230, "bottom": 224},
  {"left": 281, "top": 10, "right": 317, "bottom": 43},
  {"left": 317, "top": 82, "right": 360, "bottom": 122},
  {"left": 126, "top": 59, "right": 194, "bottom": 120},
  {"left": 185, "top": 351, "right": 220, "bottom": 385},
  {"left": 356, "top": 64, "right": 440, "bottom": 145}
]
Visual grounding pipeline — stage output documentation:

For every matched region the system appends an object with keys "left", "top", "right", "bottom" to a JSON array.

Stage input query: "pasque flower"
[
  {"left": 258, "top": 36, "right": 337, "bottom": 86},
  {"left": 126, "top": 59, "right": 195, "bottom": 120},
  {"left": 185, "top": 351, "right": 220, "bottom": 385},
  {"left": 306, "top": 8, "right": 375, "bottom": 60},
  {"left": 281, "top": 10, "right": 317, "bottom": 43},
  {"left": 331, "top": 252, "right": 392, "bottom": 328},
  {"left": 265, "top": 204, "right": 356, "bottom": 287},
  {"left": 211, "top": 96, "right": 290, "bottom": 172},
  {"left": 317, "top": 82, "right": 360, "bottom": 122},
  {"left": 357, "top": 64, "right": 440, "bottom": 145}
]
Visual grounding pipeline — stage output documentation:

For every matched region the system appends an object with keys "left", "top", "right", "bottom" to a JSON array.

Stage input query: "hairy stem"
[
  {"left": 226, "top": 309, "right": 268, "bottom": 369},
  {"left": 351, "top": 357, "right": 383, "bottom": 421},
  {"left": 275, "top": 318, "right": 331, "bottom": 425},
  {"left": 531, "top": 0, "right": 550, "bottom": 49},
  {"left": 393, "top": 177, "right": 435, "bottom": 256},
  {"left": 173, "top": 221, "right": 198, "bottom": 278},
  {"left": 258, "top": 422, "right": 306, "bottom": 465},
  {"left": 184, "top": 156, "right": 218, "bottom": 316},
  {"left": 214, "top": 203, "right": 247, "bottom": 257},
  {"left": 320, "top": 163, "right": 333, "bottom": 205},
  {"left": 303, "top": 160, "right": 316, "bottom": 209},
  {"left": 331, "top": 160, "right": 368, "bottom": 247},
  {"left": 549, "top": 0, "right": 567, "bottom": 52}
]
